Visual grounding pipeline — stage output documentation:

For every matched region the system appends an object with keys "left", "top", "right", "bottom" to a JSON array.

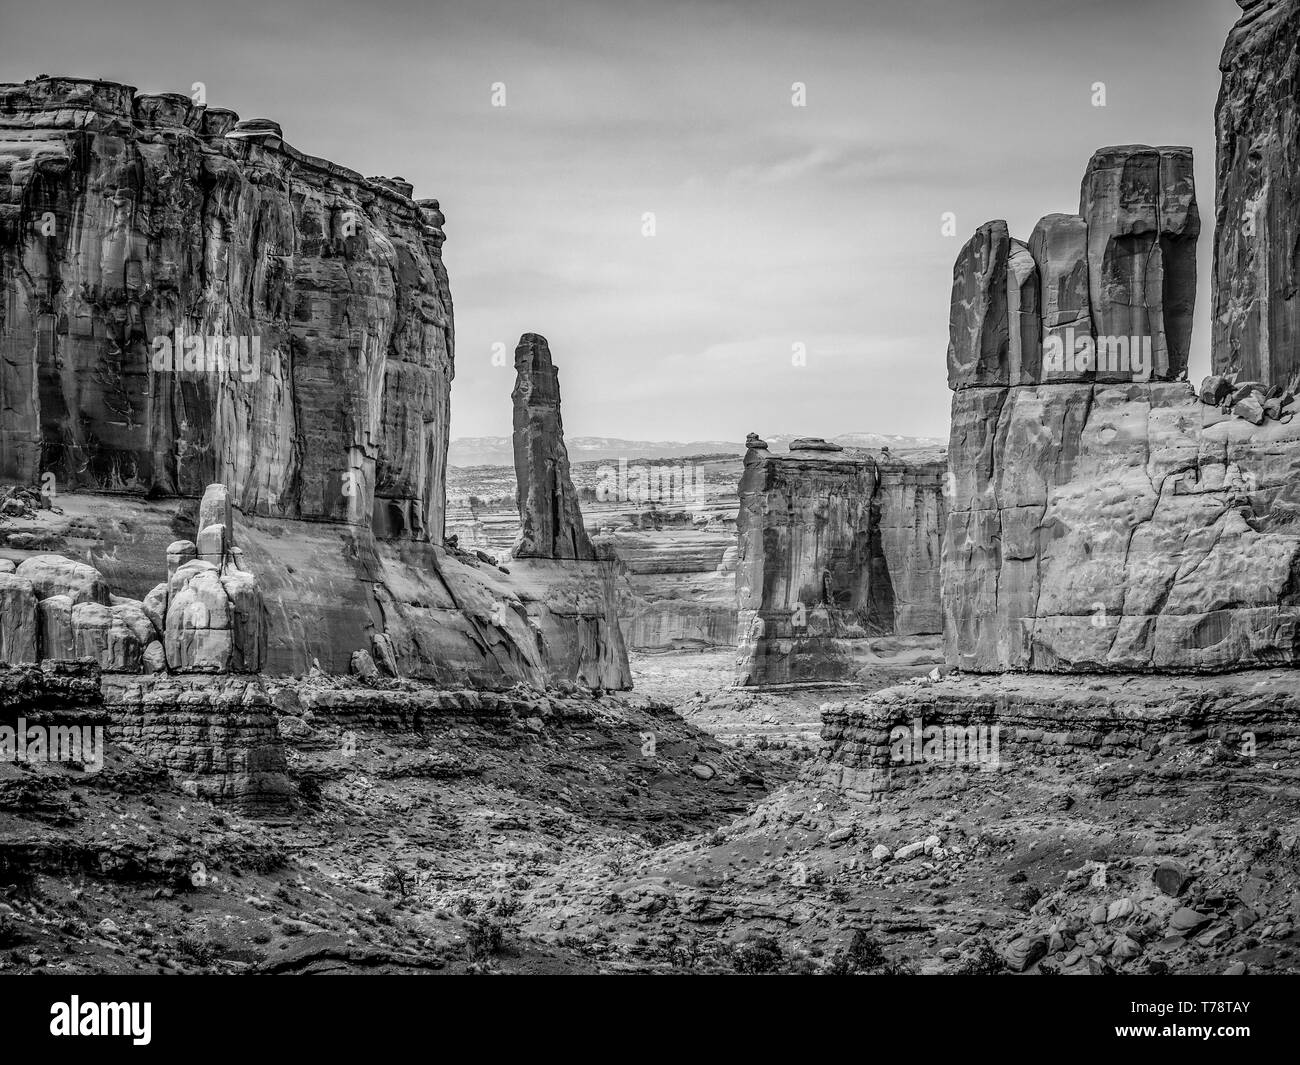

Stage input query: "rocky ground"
[{"left": 3, "top": 654, "right": 1297, "bottom": 975}]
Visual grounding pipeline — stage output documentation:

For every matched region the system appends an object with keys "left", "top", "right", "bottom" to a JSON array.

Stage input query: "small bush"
[
  {"left": 953, "top": 938, "right": 1004, "bottom": 976},
  {"left": 730, "top": 935, "right": 786, "bottom": 975},
  {"left": 379, "top": 863, "right": 410, "bottom": 898},
  {"left": 824, "top": 930, "right": 885, "bottom": 974},
  {"left": 464, "top": 915, "right": 509, "bottom": 961}
]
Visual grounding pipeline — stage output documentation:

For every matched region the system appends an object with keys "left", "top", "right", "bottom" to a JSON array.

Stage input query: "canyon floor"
[{"left": 2, "top": 652, "right": 1297, "bottom": 975}]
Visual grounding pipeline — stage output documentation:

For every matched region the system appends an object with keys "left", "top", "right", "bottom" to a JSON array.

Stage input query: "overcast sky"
[{"left": 1, "top": 0, "right": 1240, "bottom": 442}]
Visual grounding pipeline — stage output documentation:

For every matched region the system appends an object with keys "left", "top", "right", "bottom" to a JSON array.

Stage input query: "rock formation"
[
  {"left": 106, "top": 674, "right": 291, "bottom": 813},
  {"left": 505, "top": 332, "right": 630, "bottom": 688},
  {"left": 0, "top": 77, "right": 451, "bottom": 538},
  {"left": 1214, "top": 0, "right": 1300, "bottom": 387},
  {"left": 949, "top": 146, "right": 1198, "bottom": 391},
  {"left": 511, "top": 333, "right": 596, "bottom": 560},
  {"left": 0, "top": 78, "right": 626, "bottom": 689},
  {"left": 446, "top": 459, "right": 741, "bottom": 653},
  {"left": 734, "top": 440, "right": 946, "bottom": 686},
  {"left": 943, "top": 147, "right": 1300, "bottom": 672},
  {"left": 0, "top": 483, "right": 264, "bottom": 674}
]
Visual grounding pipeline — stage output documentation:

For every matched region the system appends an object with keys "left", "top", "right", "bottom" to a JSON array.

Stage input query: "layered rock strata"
[
  {"left": 1214, "top": 0, "right": 1300, "bottom": 387},
  {"left": 734, "top": 442, "right": 946, "bottom": 686},
  {"left": 104, "top": 674, "right": 291, "bottom": 813},
  {"left": 820, "top": 672, "right": 1300, "bottom": 804},
  {"left": 944, "top": 147, "right": 1300, "bottom": 672}
]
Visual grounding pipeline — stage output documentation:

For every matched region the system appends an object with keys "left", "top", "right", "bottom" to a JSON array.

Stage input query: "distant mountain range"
[{"left": 447, "top": 433, "right": 946, "bottom": 467}]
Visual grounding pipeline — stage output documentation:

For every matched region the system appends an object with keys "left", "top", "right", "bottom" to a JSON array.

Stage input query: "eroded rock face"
[
  {"left": 163, "top": 484, "right": 265, "bottom": 673},
  {"left": 950, "top": 146, "right": 1198, "bottom": 391},
  {"left": 943, "top": 147, "right": 1300, "bottom": 673},
  {"left": 734, "top": 445, "right": 946, "bottom": 686},
  {"left": 0, "top": 79, "right": 625, "bottom": 690},
  {"left": 0, "top": 484, "right": 265, "bottom": 673},
  {"left": 1214, "top": 0, "right": 1300, "bottom": 389},
  {"left": 0, "top": 77, "right": 452, "bottom": 541},
  {"left": 511, "top": 333, "right": 595, "bottom": 561},
  {"left": 1081, "top": 146, "right": 1199, "bottom": 382},
  {"left": 0, "top": 572, "right": 37, "bottom": 663}
]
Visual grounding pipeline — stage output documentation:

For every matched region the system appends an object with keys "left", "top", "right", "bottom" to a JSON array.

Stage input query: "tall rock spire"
[{"left": 510, "top": 333, "right": 596, "bottom": 560}]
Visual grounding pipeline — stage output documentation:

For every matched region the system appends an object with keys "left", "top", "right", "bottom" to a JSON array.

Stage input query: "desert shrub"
[
  {"left": 953, "top": 938, "right": 1004, "bottom": 975},
  {"left": 0, "top": 912, "right": 20, "bottom": 947},
  {"left": 379, "top": 862, "right": 410, "bottom": 898},
  {"left": 824, "top": 930, "right": 886, "bottom": 974},
  {"left": 464, "top": 915, "right": 510, "bottom": 961},
  {"left": 730, "top": 935, "right": 786, "bottom": 975},
  {"left": 177, "top": 934, "right": 217, "bottom": 964}
]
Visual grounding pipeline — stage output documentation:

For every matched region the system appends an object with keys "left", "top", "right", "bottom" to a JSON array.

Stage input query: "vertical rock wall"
[
  {"left": 1213, "top": 0, "right": 1300, "bottom": 387},
  {"left": 0, "top": 77, "right": 452, "bottom": 541},
  {"left": 943, "top": 145, "right": 1300, "bottom": 673},
  {"left": 734, "top": 441, "right": 946, "bottom": 687}
]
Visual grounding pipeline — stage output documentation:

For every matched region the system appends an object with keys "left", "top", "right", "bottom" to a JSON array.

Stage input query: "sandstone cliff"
[
  {"left": 1214, "top": 0, "right": 1300, "bottom": 386},
  {"left": 0, "top": 77, "right": 451, "bottom": 538},
  {"left": 0, "top": 78, "right": 627, "bottom": 690},
  {"left": 944, "top": 146, "right": 1300, "bottom": 672},
  {"left": 734, "top": 440, "right": 946, "bottom": 686}
]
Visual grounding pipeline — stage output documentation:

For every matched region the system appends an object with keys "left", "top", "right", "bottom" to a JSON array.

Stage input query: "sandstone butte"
[{"left": 942, "top": 132, "right": 1300, "bottom": 674}]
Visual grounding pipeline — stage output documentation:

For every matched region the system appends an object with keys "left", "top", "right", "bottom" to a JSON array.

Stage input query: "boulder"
[
  {"left": 1003, "top": 934, "right": 1048, "bottom": 972},
  {"left": 1153, "top": 860, "right": 1190, "bottom": 897},
  {"left": 198, "top": 483, "right": 234, "bottom": 548},
  {"left": 1199, "top": 375, "right": 1233, "bottom": 405},
  {"left": 197, "top": 523, "right": 229, "bottom": 565},
  {"left": 15, "top": 554, "right": 109, "bottom": 605},
  {"left": 350, "top": 649, "right": 379, "bottom": 680},
  {"left": 1233, "top": 393, "right": 1268, "bottom": 424},
  {"left": 143, "top": 582, "right": 168, "bottom": 635},
  {"left": 72, "top": 600, "right": 144, "bottom": 672},
  {"left": 371, "top": 632, "right": 399, "bottom": 677},
  {"left": 788, "top": 437, "right": 844, "bottom": 452},
  {"left": 142, "top": 639, "right": 167, "bottom": 674}
]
